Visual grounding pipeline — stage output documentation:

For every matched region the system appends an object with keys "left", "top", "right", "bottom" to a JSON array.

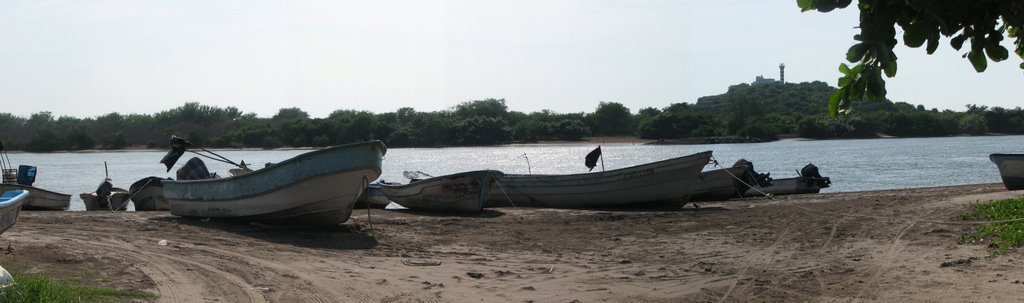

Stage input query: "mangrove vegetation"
[{"left": 0, "top": 81, "right": 1022, "bottom": 151}]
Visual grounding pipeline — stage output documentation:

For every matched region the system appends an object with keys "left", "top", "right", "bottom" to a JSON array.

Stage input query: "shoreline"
[
  {"left": 2, "top": 133, "right": 1022, "bottom": 153},
  {"left": 1, "top": 183, "right": 1023, "bottom": 302}
]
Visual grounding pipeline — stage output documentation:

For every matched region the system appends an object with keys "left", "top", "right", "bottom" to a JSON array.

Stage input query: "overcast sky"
[{"left": 1, "top": 1, "right": 1020, "bottom": 118}]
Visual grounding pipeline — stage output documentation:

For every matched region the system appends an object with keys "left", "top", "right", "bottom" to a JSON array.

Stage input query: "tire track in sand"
[
  {"left": 97, "top": 238, "right": 269, "bottom": 303},
  {"left": 717, "top": 224, "right": 797, "bottom": 303}
]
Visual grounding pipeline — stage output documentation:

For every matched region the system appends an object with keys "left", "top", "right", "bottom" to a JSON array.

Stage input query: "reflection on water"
[{"left": 6, "top": 135, "right": 1022, "bottom": 211}]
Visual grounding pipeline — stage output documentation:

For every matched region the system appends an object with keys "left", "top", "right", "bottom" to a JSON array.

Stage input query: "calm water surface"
[{"left": 5, "top": 135, "right": 1022, "bottom": 211}]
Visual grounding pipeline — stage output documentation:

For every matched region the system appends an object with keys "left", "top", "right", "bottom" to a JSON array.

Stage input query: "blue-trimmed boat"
[
  {"left": 0, "top": 190, "right": 29, "bottom": 235},
  {"left": 163, "top": 141, "right": 387, "bottom": 225}
]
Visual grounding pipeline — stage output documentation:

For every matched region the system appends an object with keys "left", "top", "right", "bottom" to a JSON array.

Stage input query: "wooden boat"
[
  {"left": 380, "top": 170, "right": 504, "bottom": 213},
  {"left": 1, "top": 144, "right": 71, "bottom": 210},
  {"left": 744, "top": 176, "right": 831, "bottom": 196},
  {"left": 486, "top": 151, "right": 712, "bottom": 208},
  {"left": 689, "top": 166, "right": 751, "bottom": 201},
  {"left": 129, "top": 177, "right": 170, "bottom": 211},
  {"left": 0, "top": 190, "right": 29, "bottom": 235},
  {"left": 163, "top": 140, "right": 387, "bottom": 225},
  {"left": 990, "top": 154, "right": 1024, "bottom": 190},
  {"left": 80, "top": 187, "right": 130, "bottom": 211},
  {"left": 355, "top": 182, "right": 390, "bottom": 209},
  {"left": 0, "top": 184, "right": 70, "bottom": 210}
]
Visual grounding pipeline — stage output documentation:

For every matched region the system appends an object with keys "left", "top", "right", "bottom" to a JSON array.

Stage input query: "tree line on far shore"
[{"left": 1, "top": 81, "right": 1022, "bottom": 152}]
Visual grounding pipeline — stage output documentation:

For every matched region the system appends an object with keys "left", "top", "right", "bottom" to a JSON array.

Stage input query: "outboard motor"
[
  {"left": 734, "top": 159, "right": 771, "bottom": 187},
  {"left": 800, "top": 163, "right": 831, "bottom": 188},
  {"left": 176, "top": 157, "right": 212, "bottom": 180},
  {"left": 96, "top": 177, "right": 113, "bottom": 209},
  {"left": 16, "top": 165, "right": 36, "bottom": 186}
]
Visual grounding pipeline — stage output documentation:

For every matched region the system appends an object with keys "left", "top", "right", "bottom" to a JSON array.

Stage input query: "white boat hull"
[
  {"left": 167, "top": 171, "right": 369, "bottom": 224},
  {"left": 381, "top": 170, "right": 502, "bottom": 213},
  {"left": 164, "top": 141, "right": 386, "bottom": 225},
  {"left": 80, "top": 188, "right": 130, "bottom": 211},
  {"left": 487, "top": 151, "right": 712, "bottom": 208},
  {"left": 991, "top": 154, "right": 1024, "bottom": 190},
  {"left": 0, "top": 184, "right": 70, "bottom": 211},
  {"left": 0, "top": 190, "right": 28, "bottom": 235},
  {"left": 131, "top": 186, "right": 169, "bottom": 211},
  {"left": 745, "top": 177, "right": 827, "bottom": 196},
  {"left": 690, "top": 166, "right": 750, "bottom": 201}
]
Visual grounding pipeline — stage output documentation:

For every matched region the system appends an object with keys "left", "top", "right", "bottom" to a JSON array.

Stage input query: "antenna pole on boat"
[
  {"left": 600, "top": 152, "right": 605, "bottom": 172},
  {"left": 104, "top": 161, "right": 109, "bottom": 178},
  {"left": 516, "top": 153, "right": 531, "bottom": 174}
]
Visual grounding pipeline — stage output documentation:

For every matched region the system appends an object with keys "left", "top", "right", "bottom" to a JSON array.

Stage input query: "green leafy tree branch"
[{"left": 798, "top": 0, "right": 1024, "bottom": 116}]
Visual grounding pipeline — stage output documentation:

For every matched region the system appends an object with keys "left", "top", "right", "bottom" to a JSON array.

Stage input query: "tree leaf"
[
  {"left": 925, "top": 30, "right": 940, "bottom": 54},
  {"left": 838, "top": 74, "right": 852, "bottom": 87},
  {"left": 828, "top": 89, "right": 843, "bottom": 117},
  {"left": 850, "top": 63, "right": 864, "bottom": 75},
  {"left": 883, "top": 60, "right": 897, "bottom": 78},
  {"left": 968, "top": 50, "right": 988, "bottom": 72},
  {"left": 903, "top": 20, "right": 929, "bottom": 48},
  {"left": 797, "top": 0, "right": 814, "bottom": 11},
  {"left": 866, "top": 69, "right": 886, "bottom": 100},
  {"left": 985, "top": 44, "right": 1009, "bottom": 62},
  {"left": 846, "top": 43, "right": 868, "bottom": 62},
  {"left": 839, "top": 63, "right": 851, "bottom": 75},
  {"left": 951, "top": 35, "right": 967, "bottom": 50}
]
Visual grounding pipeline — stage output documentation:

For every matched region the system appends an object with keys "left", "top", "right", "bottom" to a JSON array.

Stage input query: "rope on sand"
[{"left": 710, "top": 156, "right": 1024, "bottom": 226}]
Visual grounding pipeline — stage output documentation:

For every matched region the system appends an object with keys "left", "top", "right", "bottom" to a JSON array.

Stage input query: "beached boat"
[
  {"left": 689, "top": 166, "right": 751, "bottom": 201},
  {"left": 0, "top": 184, "right": 70, "bottom": 211},
  {"left": 80, "top": 187, "right": 130, "bottom": 211},
  {"left": 486, "top": 151, "right": 712, "bottom": 208},
  {"left": 355, "top": 182, "right": 390, "bottom": 209},
  {"left": 163, "top": 140, "right": 387, "bottom": 225},
  {"left": 743, "top": 163, "right": 831, "bottom": 197},
  {"left": 1, "top": 142, "right": 71, "bottom": 210},
  {"left": 745, "top": 176, "right": 831, "bottom": 196},
  {"left": 990, "top": 153, "right": 1024, "bottom": 190},
  {"left": 380, "top": 170, "right": 504, "bottom": 213},
  {"left": 0, "top": 190, "right": 28, "bottom": 235},
  {"left": 129, "top": 177, "right": 170, "bottom": 211}
]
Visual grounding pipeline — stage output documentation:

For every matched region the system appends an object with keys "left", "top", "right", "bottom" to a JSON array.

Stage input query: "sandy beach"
[{"left": 1, "top": 183, "right": 1022, "bottom": 302}]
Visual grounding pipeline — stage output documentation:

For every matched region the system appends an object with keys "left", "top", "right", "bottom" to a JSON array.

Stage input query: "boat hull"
[
  {"left": 355, "top": 183, "right": 390, "bottom": 209},
  {"left": 991, "top": 154, "right": 1024, "bottom": 190},
  {"left": 690, "top": 166, "right": 750, "bottom": 201},
  {"left": 129, "top": 177, "right": 169, "bottom": 211},
  {"left": 745, "top": 177, "right": 828, "bottom": 196},
  {"left": 80, "top": 188, "right": 130, "bottom": 211},
  {"left": 0, "top": 190, "right": 28, "bottom": 235},
  {"left": 163, "top": 141, "right": 386, "bottom": 225},
  {"left": 0, "top": 184, "right": 70, "bottom": 211},
  {"left": 486, "top": 151, "right": 712, "bottom": 208},
  {"left": 381, "top": 170, "right": 503, "bottom": 213}
]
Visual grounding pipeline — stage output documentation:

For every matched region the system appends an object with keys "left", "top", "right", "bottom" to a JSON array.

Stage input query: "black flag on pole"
[{"left": 585, "top": 146, "right": 602, "bottom": 171}]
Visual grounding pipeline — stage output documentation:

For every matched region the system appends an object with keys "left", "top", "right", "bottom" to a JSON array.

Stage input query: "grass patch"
[
  {"left": 957, "top": 197, "right": 1024, "bottom": 255},
  {"left": 0, "top": 271, "right": 157, "bottom": 303}
]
